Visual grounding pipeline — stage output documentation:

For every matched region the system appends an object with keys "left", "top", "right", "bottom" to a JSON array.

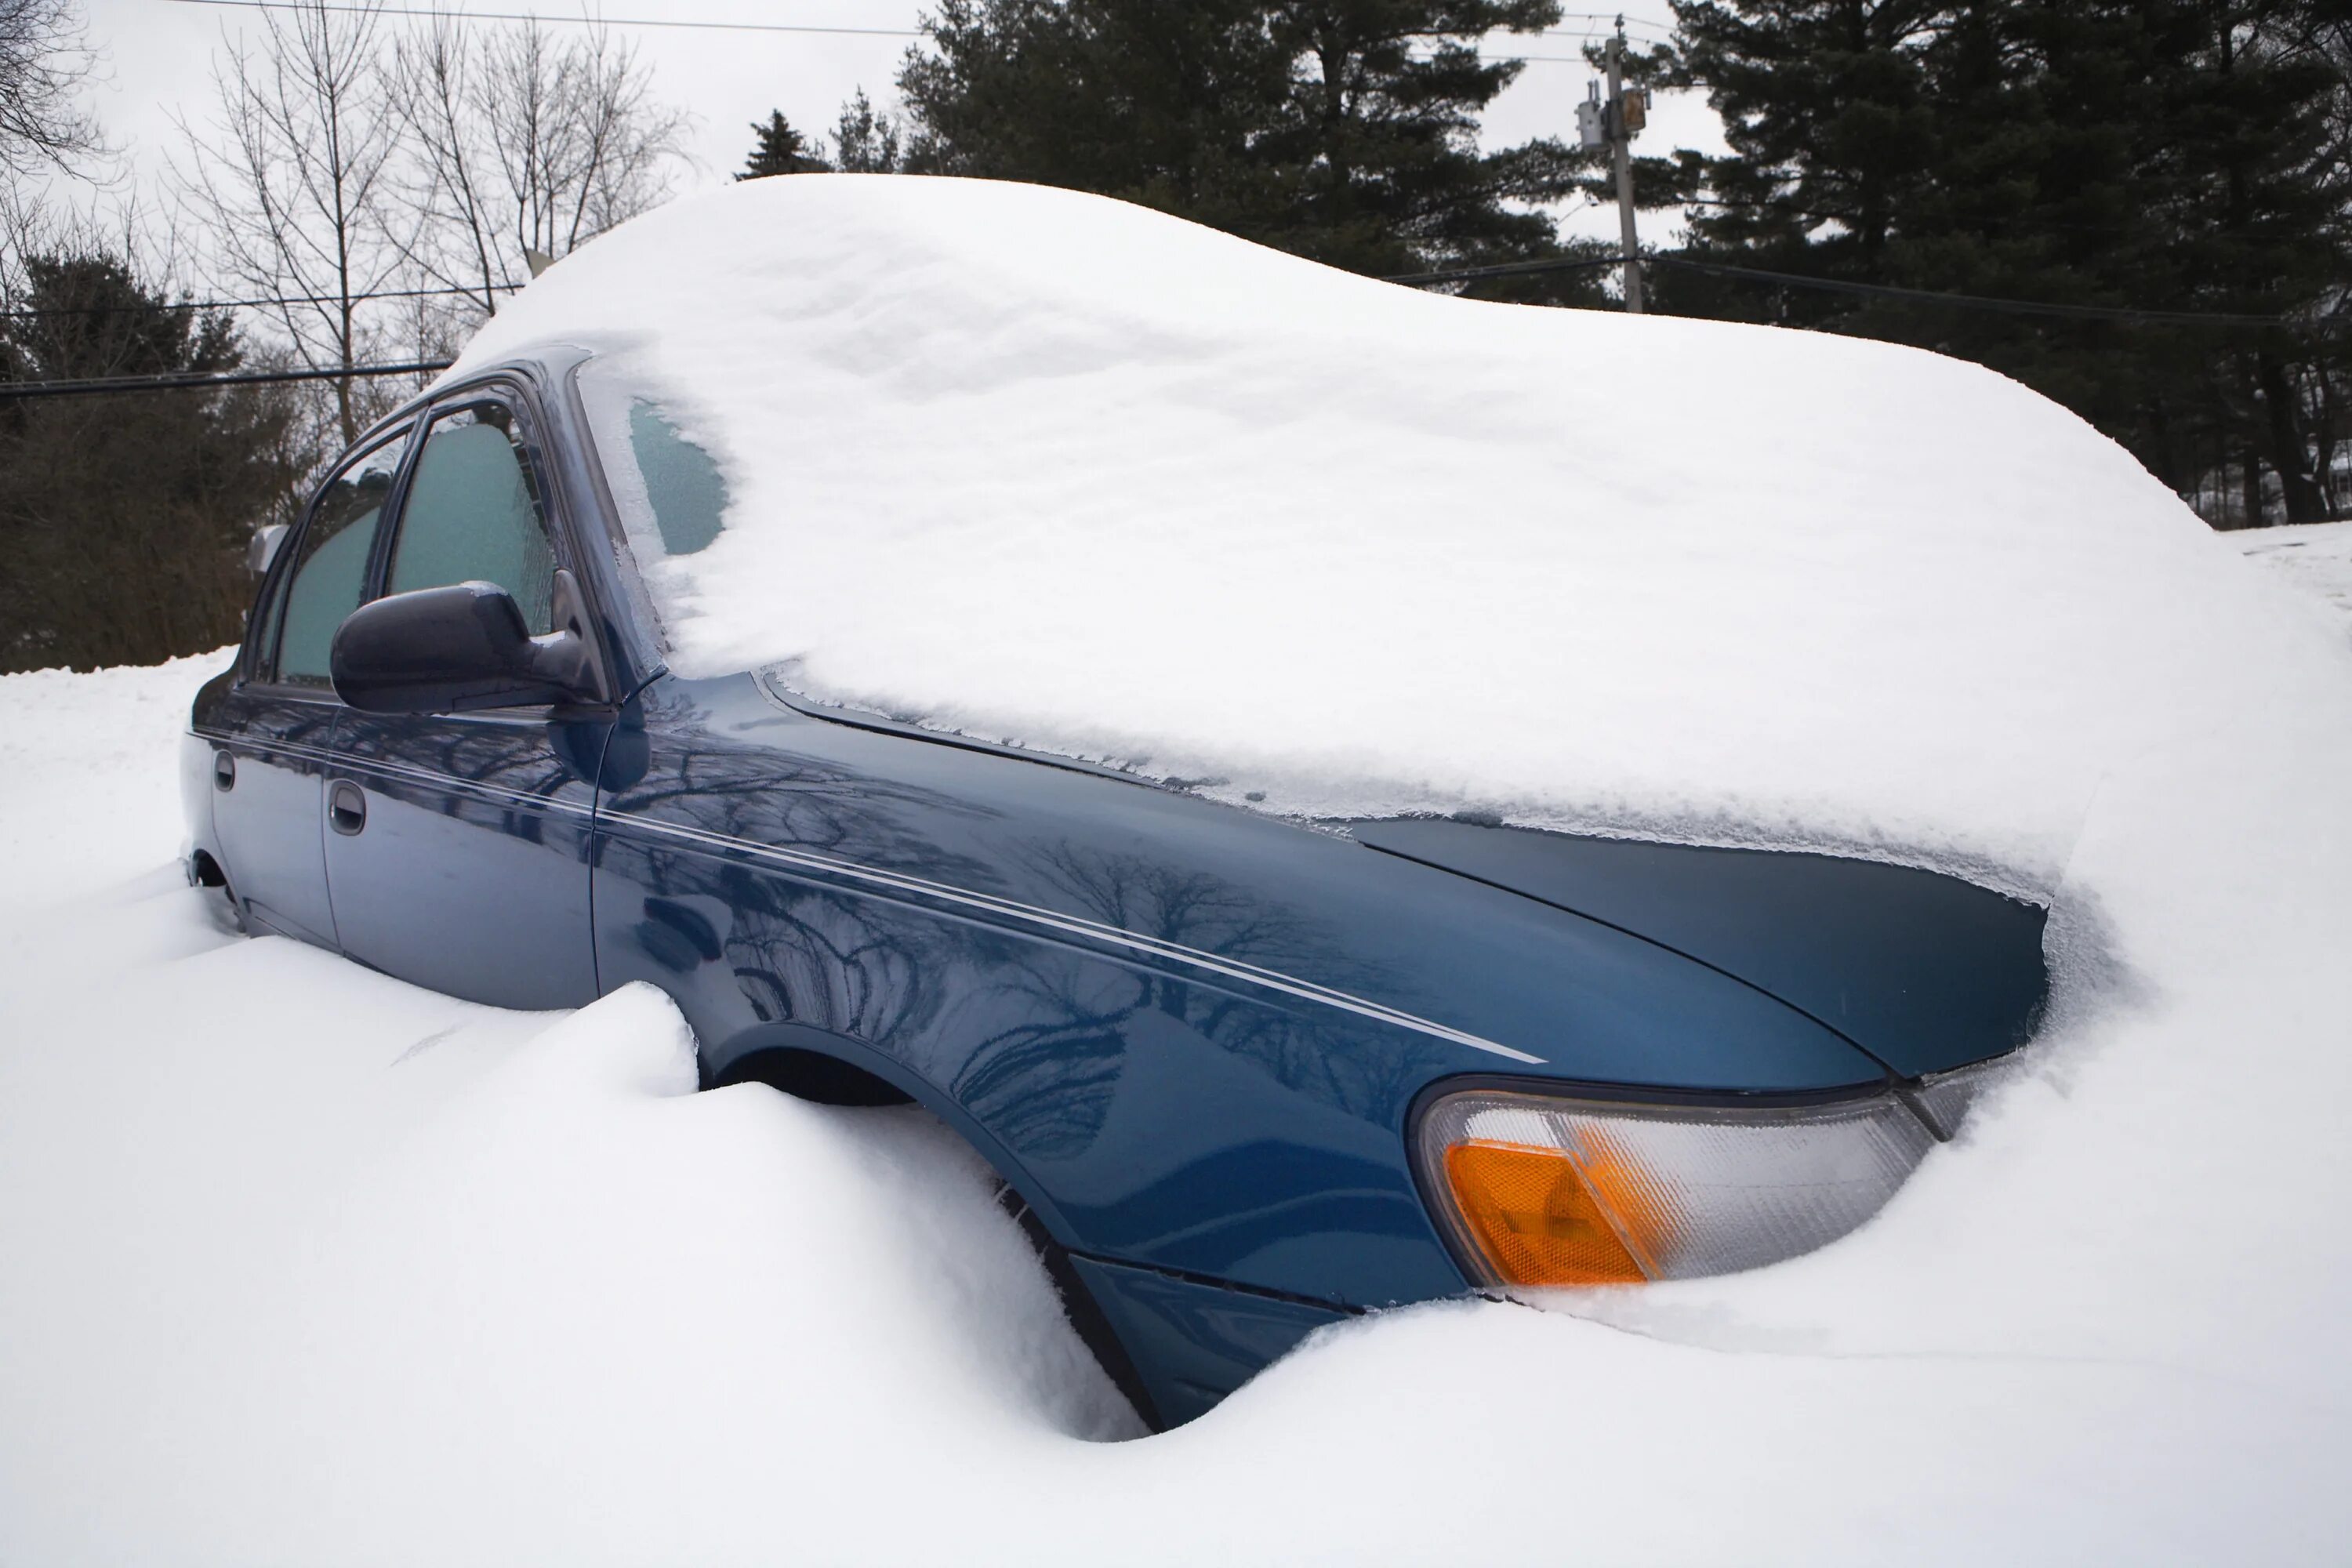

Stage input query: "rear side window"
[
  {"left": 275, "top": 428, "right": 411, "bottom": 687},
  {"left": 386, "top": 399, "right": 558, "bottom": 633}
]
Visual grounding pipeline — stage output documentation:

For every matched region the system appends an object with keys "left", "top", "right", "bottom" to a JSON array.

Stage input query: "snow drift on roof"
[{"left": 448, "top": 175, "right": 2332, "bottom": 886}]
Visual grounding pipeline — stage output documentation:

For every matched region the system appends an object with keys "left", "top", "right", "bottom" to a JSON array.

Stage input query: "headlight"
[{"left": 1415, "top": 1077, "right": 1987, "bottom": 1289}]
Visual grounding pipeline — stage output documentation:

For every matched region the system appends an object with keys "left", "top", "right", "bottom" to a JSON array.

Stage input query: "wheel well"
[
  {"left": 706, "top": 1035, "right": 1160, "bottom": 1432},
  {"left": 189, "top": 849, "right": 228, "bottom": 889},
  {"left": 712, "top": 1045, "right": 913, "bottom": 1107},
  {"left": 993, "top": 1181, "right": 1165, "bottom": 1433}
]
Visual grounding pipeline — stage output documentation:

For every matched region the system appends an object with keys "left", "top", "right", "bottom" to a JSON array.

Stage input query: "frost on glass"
[
  {"left": 625, "top": 401, "right": 726, "bottom": 557},
  {"left": 577, "top": 356, "right": 728, "bottom": 573}
]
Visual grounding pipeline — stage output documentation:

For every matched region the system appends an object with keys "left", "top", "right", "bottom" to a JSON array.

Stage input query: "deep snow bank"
[
  {"left": 456, "top": 175, "right": 2345, "bottom": 888},
  {"left": 0, "top": 659, "right": 1141, "bottom": 1567},
  {"left": 5, "top": 635, "right": 2351, "bottom": 1561}
]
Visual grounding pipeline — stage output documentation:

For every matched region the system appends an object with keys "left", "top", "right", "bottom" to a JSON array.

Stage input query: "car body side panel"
[
  {"left": 325, "top": 707, "right": 607, "bottom": 1010},
  {"left": 590, "top": 672, "right": 1889, "bottom": 1307},
  {"left": 180, "top": 703, "right": 223, "bottom": 875},
  {"left": 1065, "top": 1254, "right": 1350, "bottom": 1428},
  {"left": 192, "top": 673, "right": 341, "bottom": 946}
]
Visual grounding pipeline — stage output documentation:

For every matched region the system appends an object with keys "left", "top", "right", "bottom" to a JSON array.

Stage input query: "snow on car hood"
[{"left": 450, "top": 175, "right": 2322, "bottom": 891}]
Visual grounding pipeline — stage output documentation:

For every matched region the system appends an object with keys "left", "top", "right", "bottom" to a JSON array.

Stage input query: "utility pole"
[
  {"left": 1581, "top": 24, "right": 1648, "bottom": 313},
  {"left": 1607, "top": 27, "right": 1645, "bottom": 314}
]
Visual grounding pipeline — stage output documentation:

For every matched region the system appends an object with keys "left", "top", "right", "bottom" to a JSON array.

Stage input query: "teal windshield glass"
[{"left": 628, "top": 401, "right": 725, "bottom": 557}]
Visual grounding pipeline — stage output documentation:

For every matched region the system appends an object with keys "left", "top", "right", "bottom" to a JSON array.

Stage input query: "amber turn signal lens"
[
  {"left": 1442, "top": 1139, "right": 1649, "bottom": 1287},
  {"left": 1418, "top": 1087, "right": 1947, "bottom": 1290}
]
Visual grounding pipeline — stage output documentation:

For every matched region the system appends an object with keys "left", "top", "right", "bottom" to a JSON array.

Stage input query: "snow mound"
[{"left": 456, "top": 174, "right": 2343, "bottom": 884}]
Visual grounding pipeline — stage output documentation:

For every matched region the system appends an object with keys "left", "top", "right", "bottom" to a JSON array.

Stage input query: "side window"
[
  {"left": 275, "top": 428, "right": 412, "bottom": 687},
  {"left": 386, "top": 399, "right": 558, "bottom": 633}
]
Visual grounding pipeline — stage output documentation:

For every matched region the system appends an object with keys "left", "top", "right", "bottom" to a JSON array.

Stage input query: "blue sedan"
[{"left": 183, "top": 344, "right": 2047, "bottom": 1429}]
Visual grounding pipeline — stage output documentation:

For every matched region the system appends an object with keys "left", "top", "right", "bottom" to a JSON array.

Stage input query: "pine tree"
[
  {"left": 0, "top": 252, "right": 310, "bottom": 670},
  {"left": 738, "top": 111, "right": 830, "bottom": 180},
  {"left": 895, "top": 0, "right": 1583, "bottom": 277},
  {"left": 2136, "top": 0, "right": 2348, "bottom": 521},
  {"left": 899, "top": 0, "right": 1294, "bottom": 230},
  {"left": 1278, "top": 2, "right": 1592, "bottom": 274},
  {"left": 1669, "top": 0, "right": 1944, "bottom": 301},
  {"left": 1654, "top": 0, "right": 2352, "bottom": 523}
]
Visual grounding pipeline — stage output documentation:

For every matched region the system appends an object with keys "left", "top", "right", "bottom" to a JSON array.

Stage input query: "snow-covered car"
[{"left": 182, "top": 177, "right": 2055, "bottom": 1429}]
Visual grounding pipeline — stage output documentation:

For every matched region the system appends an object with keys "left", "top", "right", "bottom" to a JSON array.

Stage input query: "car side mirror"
[{"left": 330, "top": 574, "right": 607, "bottom": 715}]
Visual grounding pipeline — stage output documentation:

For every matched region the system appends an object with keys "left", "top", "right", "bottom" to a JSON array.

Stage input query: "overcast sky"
[{"left": 73, "top": 0, "right": 1721, "bottom": 254}]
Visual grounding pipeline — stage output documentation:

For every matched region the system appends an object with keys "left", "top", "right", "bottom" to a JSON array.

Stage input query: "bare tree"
[
  {"left": 169, "top": 0, "right": 407, "bottom": 445},
  {"left": 392, "top": 16, "right": 689, "bottom": 317},
  {"left": 0, "top": 0, "right": 100, "bottom": 180}
]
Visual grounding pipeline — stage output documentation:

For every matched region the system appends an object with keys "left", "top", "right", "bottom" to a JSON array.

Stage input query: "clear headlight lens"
[{"left": 1417, "top": 1087, "right": 1944, "bottom": 1288}]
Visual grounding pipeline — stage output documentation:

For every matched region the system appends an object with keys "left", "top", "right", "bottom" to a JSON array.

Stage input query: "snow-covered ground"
[
  {"left": 2237, "top": 520, "right": 2352, "bottom": 630},
  {"left": 2, "top": 543, "right": 2347, "bottom": 1563}
]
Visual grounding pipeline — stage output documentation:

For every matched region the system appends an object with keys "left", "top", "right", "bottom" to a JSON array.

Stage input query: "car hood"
[{"left": 1352, "top": 818, "right": 2047, "bottom": 1080}]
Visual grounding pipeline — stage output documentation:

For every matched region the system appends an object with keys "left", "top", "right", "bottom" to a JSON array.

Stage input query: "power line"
[
  {"left": 1544, "top": 20, "right": 1675, "bottom": 42},
  {"left": 0, "top": 281, "right": 523, "bottom": 321},
  {"left": 1388, "top": 252, "right": 2321, "bottom": 327},
  {"left": 165, "top": 0, "right": 1679, "bottom": 52},
  {"left": 0, "top": 359, "right": 452, "bottom": 401},
  {"left": 1648, "top": 256, "right": 2312, "bottom": 327},
  {"left": 1387, "top": 255, "right": 1623, "bottom": 286},
  {"left": 1394, "top": 251, "right": 2323, "bottom": 328}
]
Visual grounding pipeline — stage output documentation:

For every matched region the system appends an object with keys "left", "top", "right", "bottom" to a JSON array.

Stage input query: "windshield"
[{"left": 577, "top": 354, "right": 730, "bottom": 576}]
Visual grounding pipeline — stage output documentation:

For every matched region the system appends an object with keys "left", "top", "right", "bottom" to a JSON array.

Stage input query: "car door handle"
[
  {"left": 328, "top": 779, "right": 368, "bottom": 836},
  {"left": 213, "top": 750, "right": 236, "bottom": 791}
]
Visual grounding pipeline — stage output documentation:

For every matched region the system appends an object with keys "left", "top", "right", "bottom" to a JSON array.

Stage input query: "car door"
[
  {"left": 321, "top": 384, "right": 608, "bottom": 1010},
  {"left": 206, "top": 423, "right": 415, "bottom": 946}
]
